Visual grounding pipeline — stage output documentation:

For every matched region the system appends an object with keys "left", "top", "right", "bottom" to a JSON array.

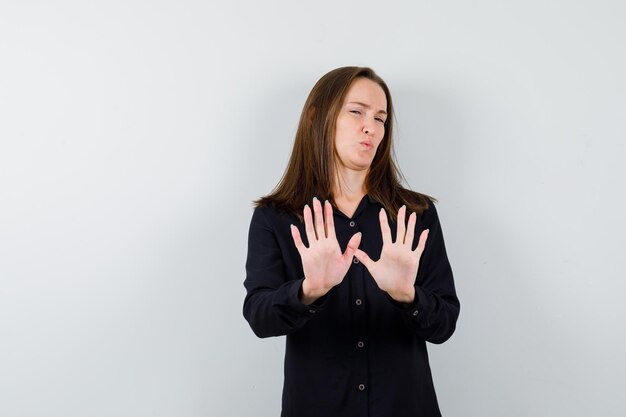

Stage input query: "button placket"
[{"left": 348, "top": 231, "right": 368, "bottom": 400}]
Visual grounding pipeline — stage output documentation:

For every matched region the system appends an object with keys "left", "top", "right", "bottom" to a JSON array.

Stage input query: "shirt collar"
[{"left": 333, "top": 194, "right": 381, "bottom": 220}]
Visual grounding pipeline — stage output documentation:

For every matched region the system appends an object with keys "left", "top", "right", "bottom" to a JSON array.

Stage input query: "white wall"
[{"left": 1, "top": 1, "right": 625, "bottom": 416}]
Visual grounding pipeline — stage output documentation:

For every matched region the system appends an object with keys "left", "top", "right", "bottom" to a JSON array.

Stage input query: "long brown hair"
[{"left": 255, "top": 66, "right": 435, "bottom": 221}]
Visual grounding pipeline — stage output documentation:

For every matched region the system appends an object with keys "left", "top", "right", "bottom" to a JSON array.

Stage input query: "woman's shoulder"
[
  {"left": 250, "top": 200, "right": 299, "bottom": 227},
  {"left": 396, "top": 187, "right": 437, "bottom": 216},
  {"left": 400, "top": 187, "right": 435, "bottom": 203}
]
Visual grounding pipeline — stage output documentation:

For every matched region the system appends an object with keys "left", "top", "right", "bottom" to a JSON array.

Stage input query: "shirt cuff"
[
  {"left": 387, "top": 285, "right": 426, "bottom": 319},
  {"left": 287, "top": 278, "right": 329, "bottom": 317}
]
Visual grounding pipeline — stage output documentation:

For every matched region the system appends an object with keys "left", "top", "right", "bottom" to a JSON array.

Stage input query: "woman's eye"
[
  {"left": 350, "top": 110, "right": 361, "bottom": 115},
  {"left": 376, "top": 118, "right": 385, "bottom": 123}
]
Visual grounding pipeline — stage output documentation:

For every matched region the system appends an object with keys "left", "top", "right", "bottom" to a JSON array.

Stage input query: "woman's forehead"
[{"left": 343, "top": 78, "right": 387, "bottom": 111}]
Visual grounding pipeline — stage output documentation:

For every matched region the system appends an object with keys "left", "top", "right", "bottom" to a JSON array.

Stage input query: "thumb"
[
  {"left": 343, "top": 232, "right": 362, "bottom": 260},
  {"left": 353, "top": 248, "right": 374, "bottom": 270}
]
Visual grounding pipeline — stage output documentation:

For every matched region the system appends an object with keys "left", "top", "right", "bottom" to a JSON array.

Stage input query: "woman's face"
[{"left": 334, "top": 77, "right": 388, "bottom": 172}]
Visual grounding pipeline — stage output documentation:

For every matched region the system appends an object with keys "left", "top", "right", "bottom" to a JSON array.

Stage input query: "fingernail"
[{"left": 313, "top": 196, "right": 318, "bottom": 201}]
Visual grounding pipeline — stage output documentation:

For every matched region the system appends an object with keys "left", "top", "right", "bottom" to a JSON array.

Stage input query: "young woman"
[{"left": 243, "top": 66, "right": 460, "bottom": 417}]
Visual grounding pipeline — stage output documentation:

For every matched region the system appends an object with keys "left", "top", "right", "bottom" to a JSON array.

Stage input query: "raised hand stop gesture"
[
  {"left": 290, "top": 198, "right": 362, "bottom": 305},
  {"left": 354, "top": 205, "right": 429, "bottom": 304}
]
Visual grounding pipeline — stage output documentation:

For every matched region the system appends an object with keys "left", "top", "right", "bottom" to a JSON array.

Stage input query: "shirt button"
[
  {"left": 355, "top": 299, "right": 362, "bottom": 306},
  {"left": 357, "top": 341, "right": 364, "bottom": 348},
  {"left": 358, "top": 384, "right": 366, "bottom": 391},
  {"left": 349, "top": 221, "right": 356, "bottom": 227},
  {"left": 309, "top": 309, "right": 316, "bottom": 314},
  {"left": 353, "top": 258, "right": 359, "bottom": 264},
  {"left": 412, "top": 310, "right": 419, "bottom": 316}
]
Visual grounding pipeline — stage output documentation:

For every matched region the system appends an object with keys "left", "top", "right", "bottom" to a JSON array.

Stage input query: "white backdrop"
[{"left": 1, "top": 1, "right": 625, "bottom": 416}]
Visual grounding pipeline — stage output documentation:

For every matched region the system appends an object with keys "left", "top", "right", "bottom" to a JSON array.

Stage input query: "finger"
[
  {"left": 290, "top": 224, "right": 306, "bottom": 253},
  {"left": 404, "top": 212, "right": 417, "bottom": 247},
  {"left": 353, "top": 248, "right": 374, "bottom": 270},
  {"left": 325, "top": 200, "right": 337, "bottom": 240},
  {"left": 413, "top": 229, "right": 429, "bottom": 255},
  {"left": 396, "top": 205, "right": 406, "bottom": 244},
  {"left": 344, "top": 231, "right": 362, "bottom": 260},
  {"left": 312, "top": 197, "right": 325, "bottom": 239},
  {"left": 379, "top": 208, "right": 392, "bottom": 245},
  {"left": 303, "top": 204, "right": 317, "bottom": 244}
]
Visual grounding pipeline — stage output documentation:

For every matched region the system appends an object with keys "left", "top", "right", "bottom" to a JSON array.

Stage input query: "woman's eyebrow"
[{"left": 348, "top": 101, "right": 387, "bottom": 115}]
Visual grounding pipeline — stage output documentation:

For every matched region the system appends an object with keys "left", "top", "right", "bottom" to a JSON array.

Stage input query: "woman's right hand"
[{"left": 290, "top": 197, "right": 362, "bottom": 305}]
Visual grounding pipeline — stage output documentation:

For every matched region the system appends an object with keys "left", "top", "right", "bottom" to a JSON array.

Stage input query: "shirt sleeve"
[
  {"left": 387, "top": 201, "right": 460, "bottom": 344},
  {"left": 242, "top": 206, "right": 327, "bottom": 338}
]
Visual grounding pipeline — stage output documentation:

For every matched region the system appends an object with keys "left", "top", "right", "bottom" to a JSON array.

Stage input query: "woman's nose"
[{"left": 363, "top": 118, "right": 377, "bottom": 135}]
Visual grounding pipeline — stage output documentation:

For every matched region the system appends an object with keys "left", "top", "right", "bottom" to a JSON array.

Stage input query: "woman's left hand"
[{"left": 354, "top": 205, "right": 429, "bottom": 303}]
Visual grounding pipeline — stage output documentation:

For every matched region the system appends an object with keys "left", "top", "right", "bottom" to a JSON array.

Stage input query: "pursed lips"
[{"left": 360, "top": 140, "right": 373, "bottom": 150}]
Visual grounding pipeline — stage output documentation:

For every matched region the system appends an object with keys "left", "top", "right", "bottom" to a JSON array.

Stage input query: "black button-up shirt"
[{"left": 243, "top": 195, "right": 460, "bottom": 417}]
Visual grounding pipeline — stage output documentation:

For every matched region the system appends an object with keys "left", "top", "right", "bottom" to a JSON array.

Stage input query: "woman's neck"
[{"left": 332, "top": 166, "right": 368, "bottom": 202}]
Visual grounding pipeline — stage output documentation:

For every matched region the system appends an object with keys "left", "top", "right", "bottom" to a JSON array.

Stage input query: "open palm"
[
  {"left": 354, "top": 205, "right": 429, "bottom": 303},
  {"left": 291, "top": 198, "right": 362, "bottom": 303}
]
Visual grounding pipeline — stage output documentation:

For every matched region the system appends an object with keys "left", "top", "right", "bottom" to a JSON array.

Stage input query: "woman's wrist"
[
  {"left": 300, "top": 278, "right": 329, "bottom": 305},
  {"left": 388, "top": 285, "right": 416, "bottom": 304}
]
